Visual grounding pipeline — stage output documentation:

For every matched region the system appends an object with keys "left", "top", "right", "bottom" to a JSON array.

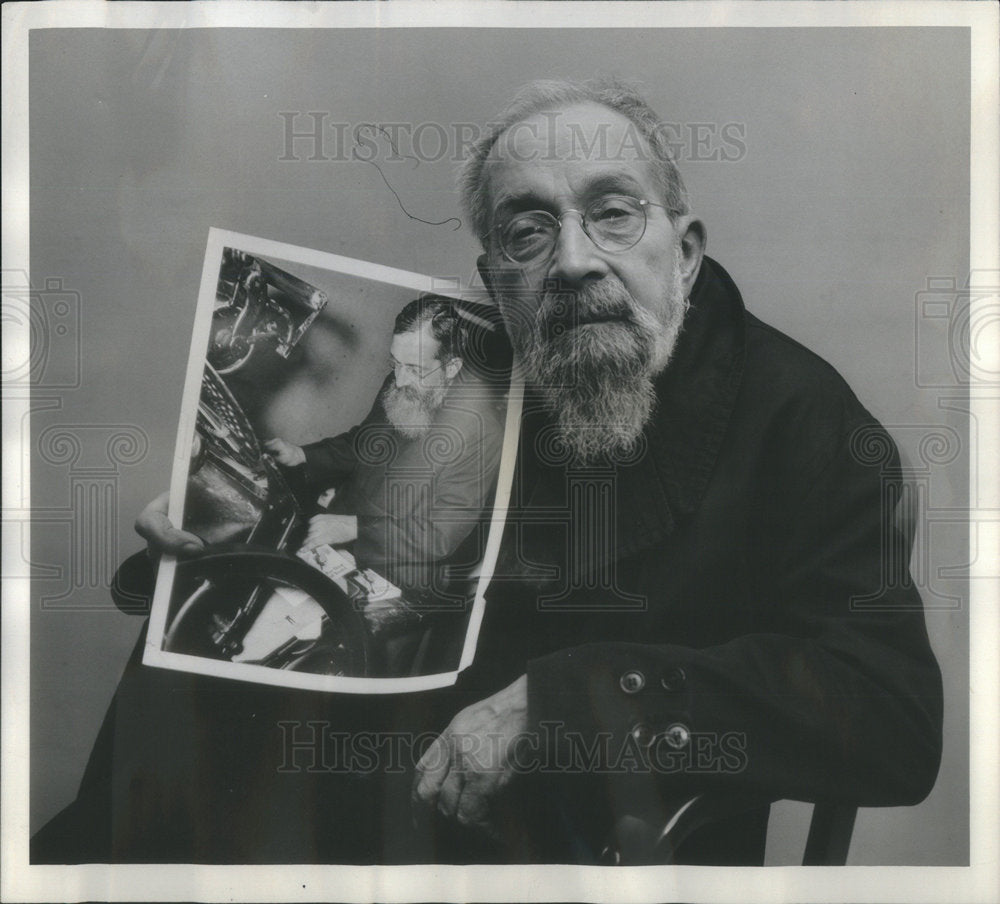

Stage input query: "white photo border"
[{"left": 3, "top": 3, "right": 997, "bottom": 903}]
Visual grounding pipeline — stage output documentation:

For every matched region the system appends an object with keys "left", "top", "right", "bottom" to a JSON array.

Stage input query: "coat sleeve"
[
  {"left": 299, "top": 378, "right": 393, "bottom": 493},
  {"left": 353, "top": 404, "right": 504, "bottom": 573},
  {"left": 301, "top": 428, "right": 361, "bottom": 492},
  {"left": 526, "top": 419, "right": 943, "bottom": 811}
]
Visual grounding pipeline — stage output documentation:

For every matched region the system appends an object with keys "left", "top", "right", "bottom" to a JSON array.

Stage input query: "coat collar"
[{"left": 644, "top": 255, "right": 748, "bottom": 526}]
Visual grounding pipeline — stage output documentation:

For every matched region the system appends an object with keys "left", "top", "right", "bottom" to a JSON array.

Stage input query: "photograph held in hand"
[{"left": 143, "top": 238, "right": 509, "bottom": 689}]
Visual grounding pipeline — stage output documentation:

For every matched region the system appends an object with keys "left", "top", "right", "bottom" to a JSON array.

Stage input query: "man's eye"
[
  {"left": 589, "top": 199, "right": 643, "bottom": 242},
  {"left": 511, "top": 224, "right": 542, "bottom": 241},
  {"left": 591, "top": 203, "right": 634, "bottom": 223},
  {"left": 504, "top": 218, "right": 551, "bottom": 254}
]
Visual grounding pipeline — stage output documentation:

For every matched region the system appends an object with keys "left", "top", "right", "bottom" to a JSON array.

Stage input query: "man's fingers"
[
  {"left": 304, "top": 515, "right": 346, "bottom": 548},
  {"left": 455, "top": 779, "right": 494, "bottom": 832},
  {"left": 437, "top": 768, "right": 464, "bottom": 820},
  {"left": 134, "top": 492, "right": 204, "bottom": 557},
  {"left": 413, "top": 734, "right": 452, "bottom": 808},
  {"left": 303, "top": 516, "right": 324, "bottom": 546},
  {"left": 264, "top": 437, "right": 304, "bottom": 466},
  {"left": 304, "top": 517, "right": 332, "bottom": 547}
]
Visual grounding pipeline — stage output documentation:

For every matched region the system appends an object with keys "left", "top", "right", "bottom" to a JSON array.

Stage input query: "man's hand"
[
  {"left": 303, "top": 513, "right": 358, "bottom": 549},
  {"left": 264, "top": 437, "right": 306, "bottom": 468},
  {"left": 134, "top": 491, "right": 204, "bottom": 558},
  {"left": 412, "top": 674, "right": 529, "bottom": 838}
]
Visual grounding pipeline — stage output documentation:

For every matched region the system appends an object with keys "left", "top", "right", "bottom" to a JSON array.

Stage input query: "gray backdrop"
[{"left": 27, "top": 27, "right": 969, "bottom": 865}]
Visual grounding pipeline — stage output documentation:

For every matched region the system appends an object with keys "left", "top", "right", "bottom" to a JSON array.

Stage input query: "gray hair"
[{"left": 459, "top": 76, "right": 691, "bottom": 247}]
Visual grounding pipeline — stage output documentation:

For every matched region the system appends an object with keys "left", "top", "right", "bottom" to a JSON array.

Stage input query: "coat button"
[
  {"left": 630, "top": 722, "right": 655, "bottom": 747},
  {"left": 663, "top": 723, "right": 691, "bottom": 749},
  {"left": 619, "top": 670, "right": 646, "bottom": 694},
  {"left": 660, "top": 667, "right": 687, "bottom": 692}
]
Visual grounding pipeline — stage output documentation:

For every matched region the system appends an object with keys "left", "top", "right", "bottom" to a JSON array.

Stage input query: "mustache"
[
  {"left": 386, "top": 383, "right": 438, "bottom": 408},
  {"left": 535, "top": 281, "right": 641, "bottom": 336},
  {"left": 390, "top": 385, "right": 423, "bottom": 402},
  {"left": 382, "top": 381, "right": 448, "bottom": 437}
]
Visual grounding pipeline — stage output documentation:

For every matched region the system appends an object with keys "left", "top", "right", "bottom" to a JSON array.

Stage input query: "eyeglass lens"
[
  {"left": 499, "top": 195, "right": 648, "bottom": 263},
  {"left": 389, "top": 357, "right": 441, "bottom": 378}
]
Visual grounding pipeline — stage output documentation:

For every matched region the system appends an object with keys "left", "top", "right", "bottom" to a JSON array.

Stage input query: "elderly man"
[
  {"left": 36, "top": 78, "right": 942, "bottom": 866},
  {"left": 407, "top": 78, "right": 943, "bottom": 863}
]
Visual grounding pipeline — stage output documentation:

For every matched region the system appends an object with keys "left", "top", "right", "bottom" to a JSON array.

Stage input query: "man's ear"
[
  {"left": 444, "top": 357, "right": 464, "bottom": 380},
  {"left": 676, "top": 216, "right": 707, "bottom": 299}
]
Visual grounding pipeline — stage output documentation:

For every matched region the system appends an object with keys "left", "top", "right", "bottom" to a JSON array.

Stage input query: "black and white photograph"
[
  {"left": 143, "top": 231, "right": 511, "bottom": 691},
  {"left": 3, "top": 2, "right": 997, "bottom": 902}
]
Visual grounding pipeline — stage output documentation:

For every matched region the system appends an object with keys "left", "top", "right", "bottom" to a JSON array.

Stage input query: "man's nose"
[
  {"left": 393, "top": 367, "right": 414, "bottom": 388},
  {"left": 547, "top": 213, "right": 609, "bottom": 287}
]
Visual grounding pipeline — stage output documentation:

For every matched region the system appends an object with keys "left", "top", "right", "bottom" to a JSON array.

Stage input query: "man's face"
[
  {"left": 383, "top": 322, "right": 457, "bottom": 437},
  {"left": 389, "top": 324, "right": 450, "bottom": 392},
  {"left": 481, "top": 102, "right": 698, "bottom": 463}
]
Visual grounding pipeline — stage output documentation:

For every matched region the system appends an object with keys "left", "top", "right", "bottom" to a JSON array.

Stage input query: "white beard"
[
  {"left": 513, "top": 260, "right": 687, "bottom": 466},
  {"left": 382, "top": 381, "right": 449, "bottom": 439}
]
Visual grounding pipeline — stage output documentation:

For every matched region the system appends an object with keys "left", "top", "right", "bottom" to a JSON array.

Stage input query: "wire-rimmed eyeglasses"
[
  {"left": 493, "top": 195, "right": 668, "bottom": 265},
  {"left": 388, "top": 355, "right": 446, "bottom": 381}
]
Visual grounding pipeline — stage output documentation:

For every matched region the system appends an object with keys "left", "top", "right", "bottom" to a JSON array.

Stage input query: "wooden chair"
[{"left": 599, "top": 793, "right": 857, "bottom": 866}]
